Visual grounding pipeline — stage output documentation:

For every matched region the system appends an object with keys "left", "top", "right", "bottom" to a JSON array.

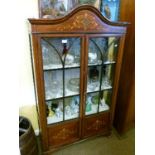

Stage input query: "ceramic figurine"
[
  {"left": 65, "top": 54, "right": 74, "bottom": 65},
  {"left": 55, "top": 107, "right": 62, "bottom": 118}
]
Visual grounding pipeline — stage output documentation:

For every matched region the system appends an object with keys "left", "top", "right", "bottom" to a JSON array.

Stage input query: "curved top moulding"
[{"left": 29, "top": 5, "right": 128, "bottom": 34}]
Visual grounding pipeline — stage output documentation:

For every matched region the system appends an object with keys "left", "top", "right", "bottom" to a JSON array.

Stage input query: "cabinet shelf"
[
  {"left": 43, "top": 63, "right": 80, "bottom": 71},
  {"left": 45, "top": 93, "right": 80, "bottom": 102},
  {"left": 44, "top": 61, "right": 115, "bottom": 71},
  {"left": 104, "top": 61, "right": 116, "bottom": 65},
  {"left": 88, "top": 60, "right": 116, "bottom": 66}
]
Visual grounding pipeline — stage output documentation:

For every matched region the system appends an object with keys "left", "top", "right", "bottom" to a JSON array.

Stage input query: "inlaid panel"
[
  {"left": 83, "top": 113, "right": 109, "bottom": 138},
  {"left": 48, "top": 121, "right": 80, "bottom": 147}
]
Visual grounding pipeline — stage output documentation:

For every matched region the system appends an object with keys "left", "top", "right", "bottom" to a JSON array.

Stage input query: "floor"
[{"left": 38, "top": 128, "right": 135, "bottom": 155}]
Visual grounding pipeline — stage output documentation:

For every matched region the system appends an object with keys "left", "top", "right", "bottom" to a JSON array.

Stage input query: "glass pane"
[
  {"left": 46, "top": 99, "right": 63, "bottom": 124},
  {"left": 88, "top": 37, "right": 119, "bottom": 64},
  {"left": 44, "top": 70, "right": 63, "bottom": 100},
  {"left": 87, "top": 66, "right": 101, "bottom": 93},
  {"left": 41, "top": 37, "right": 81, "bottom": 69},
  {"left": 99, "top": 90, "right": 111, "bottom": 112},
  {"left": 103, "top": 37, "right": 119, "bottom": 64},
  {"left": 64, "top": 38, "right": 81, "bottom": 67},
  {"left": 85, "top": 36, "right": 119, "bottom": 115},
  {"left": 64, "top": 95, "right": 80, "bottom": 120},
  {"left": 65, "top": 68, "right": 80, "bottom": 96},
  {"left": 88, "top": 38, "right": 104, "bottom": 66},
  {"left": 101, "top": 65, "right": 114, "bottom": 90},
  {"left": 85, "top": 92, "right": 99, "bottom": 115},
  {"left": 100, "top": 0, "right": 120, "bottom": 21},
  {"left": 42, "top": 37, "right": 82, "bottom": 125},
  {"left": 41, "top": 39, "right": 63, "bottom": 70}
]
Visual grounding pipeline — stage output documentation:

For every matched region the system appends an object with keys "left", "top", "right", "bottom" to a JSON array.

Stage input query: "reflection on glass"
[
  {"left": 104, "top": 37, "right": 118, "bottom": 64},
  {"left": 88, "top": 37, "right": 119, "bottom": 65},
  {"left": 65, "top": 68, "right": 80, "bottom": 96},
  {"left": 101, "top": 65, "right": 114, "bottom": 90},
  {"left": 65, "top": 96, "right": 80, "bottom": 120},
  {"left": 46, "top": 99, "right": 63, "bottom": 124},
  {"left": 87, "top": 66, "right": 101, "bottom": 92},
  {"left": 41, "top": 39, "right": 63, "bottom": 69},
  {"left": 99, "top": 90, "right": 111, "bottom": 112},
  {"left": 85, "top": 92, "right": 99, "bottom": 115},
  {"left": 44, "top": 70, "right": 63, "bottom": 100}
]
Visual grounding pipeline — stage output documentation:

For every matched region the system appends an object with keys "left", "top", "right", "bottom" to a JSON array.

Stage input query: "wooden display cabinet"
[{"left": 28, "top": 5, "right": 128, "bottom": 154}]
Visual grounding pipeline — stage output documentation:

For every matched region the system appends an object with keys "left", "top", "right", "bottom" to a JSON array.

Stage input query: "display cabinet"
[
  {"left": 29, "top": 5, "right": 128, "bottom": 154},
  {"left": 100, "top": 0, "right": 120, "bottom": 21}
]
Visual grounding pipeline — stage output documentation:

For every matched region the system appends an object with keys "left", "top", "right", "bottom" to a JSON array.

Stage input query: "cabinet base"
[{"left": 43, "top": 130, "right": 111, "bottom": 155}]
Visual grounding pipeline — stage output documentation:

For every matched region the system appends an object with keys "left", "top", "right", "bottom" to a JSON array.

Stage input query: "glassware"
[
  {"left": 65, "top": 68, "right": 80, "bottom": 96},
  {"left": 64, "top": 96, "right": 80, "bottom": 120}
]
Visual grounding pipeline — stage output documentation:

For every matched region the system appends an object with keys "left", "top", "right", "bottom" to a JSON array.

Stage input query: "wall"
[{"left": 17, "top": 0, "right": 39, "bottom": 133}]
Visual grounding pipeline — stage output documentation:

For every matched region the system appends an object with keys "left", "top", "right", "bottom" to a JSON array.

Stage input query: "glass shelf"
[
  {"left": 43, "top": 63, "right": 80, "bottom": 70},
  {"left": 88, "top": 60, "right": 102, "bottom": 66},
  {"left": 104, "top": 60, "right": 116, "bottom": 65},
  {"left": 88, "top": 60, "right": 116, "bottom": 67}
]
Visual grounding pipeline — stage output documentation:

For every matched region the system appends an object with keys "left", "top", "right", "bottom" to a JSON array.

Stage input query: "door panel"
[
  {"left": 83, "top": 113, "right": 110, "bottom": 138},
  {"left": 84, "top": 36, "right": 120, "bottom": 116},
  {"left": 40, "top": 37, "right": 82, "bottom": 125}
]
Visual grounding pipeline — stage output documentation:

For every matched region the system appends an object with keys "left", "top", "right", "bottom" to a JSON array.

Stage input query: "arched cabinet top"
[{"left": 29, "top": 5, "right": 128, "bottom": 34}]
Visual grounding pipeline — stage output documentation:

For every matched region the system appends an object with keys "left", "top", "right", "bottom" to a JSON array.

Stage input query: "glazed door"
[
  {"left": 40, "top": 35, "right": 84, "bottom": 147},
  {"left": 83, "top": 35, "right": 121, "bottom": 137},
  {"left": 40, "top": 36, "right": 84, "bottom": 124}
]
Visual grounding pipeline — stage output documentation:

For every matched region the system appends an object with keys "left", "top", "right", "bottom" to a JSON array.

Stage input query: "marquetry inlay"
[
  {"left": 56, "top": 11, "right": 103, "bottom": 31},
  {"left": 87, "top": 119, "right": 106, "bottom": 131},
  {"left": 52, "top": 128, "right": 75, "bottom": 140}
]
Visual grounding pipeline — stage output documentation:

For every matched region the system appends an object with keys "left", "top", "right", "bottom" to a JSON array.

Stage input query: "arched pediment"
[{"left": 29, "top": 5, "right": 128, "bottom": 34}]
